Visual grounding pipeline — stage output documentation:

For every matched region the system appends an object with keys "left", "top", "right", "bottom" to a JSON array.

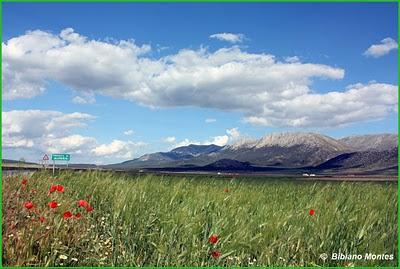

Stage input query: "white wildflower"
[{"left": 59, "top": 254, "right": 68, "bottom": 260}]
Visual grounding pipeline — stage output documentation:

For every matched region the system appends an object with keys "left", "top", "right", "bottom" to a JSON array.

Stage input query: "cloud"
[
  {"left": 170, "top": 127, "right": 241, "bottom": 148},
  {"left": 2, "top": 109, "right": 97, "bottom": 160},
  {"left": 164, "top": 136, "right": 176, "bottom": 143},
  {"left": 2, "top": 109, "right": 146, "bottom": 162},
  {"left": 44, "top": 135, "right": 97, "bottom": 154},
  {"left": 171, "top": 138, "right": 199, "bottom": 148},
  {"left": 72, "top": 91, "right": 96, "bottom": 104},
  {"left": 91, "top": 140, "right": 146, "bottom": 158},
  {"left": 156, "top": 44, "right": 170, "bottom": 53},
  {"left": 209, "top": 33, "right": 246, "bottom": 43},
  {"left": 4, "top": 138, "right": 34, "bottom": 148},
  {"left": 170, "top": 136, "right": 229, "bottom": 148},
  {"left": 284, "top": 56, "right": 300, "bottom": 63},
  {"left": 207, "top": 135, "right": 229, "bottom": 146},
  {"left": 2, "top": 110, "right": 94, "bottom": 145},
  {"left": 3, "top": 28, "right": 151, "bottom": 100},
  {"left": 364, "top": 37, "right": 398, "bottom": 58},
  {"left": 3, "top": 28, "right": 397, "bottom": 128},
  {"left": 205, "top": 118, "right": 217, "bottom": 123},
  {"left": 226, "top": 127, "right": 240, "bottom": 140},
  {"left": 243, "top": 82, "right": 397, "bottom": 127},
  {"left": 123, "top": 129, "right": 134, "bottom": 136},
  {"left": 243, "top": 116, "right": 270, "bottom": 126},
  {"left": 171, "top": 137, "right": 219, "bottom": 149}
]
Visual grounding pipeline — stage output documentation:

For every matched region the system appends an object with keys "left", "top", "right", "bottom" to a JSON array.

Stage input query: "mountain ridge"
[{"left": 108, "top": 132, "right": 397, "bottom": 174}]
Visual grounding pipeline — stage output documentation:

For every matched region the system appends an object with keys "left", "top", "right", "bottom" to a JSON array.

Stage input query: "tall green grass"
[{"left": 2, "top": 171, "right": 398, "bottom": 266}]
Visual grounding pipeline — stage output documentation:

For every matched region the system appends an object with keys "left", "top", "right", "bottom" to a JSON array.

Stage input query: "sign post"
[
  {"left": 43, "top": 154, "right": 49, "bottom": 169},
  {"left": 51, "top": 154, "right": 71, "bottom": 175}
]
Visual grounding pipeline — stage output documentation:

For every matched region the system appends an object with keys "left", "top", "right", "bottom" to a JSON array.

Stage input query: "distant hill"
[
  {"left": 217, "top": 132, "right": 351, "bottom": 167},
  {"left": 149, "top": 159, "right": 288, "bottom": 173},
  {"left": 171, "top": 144, "right": 222, "bottom": 156},
  {"left": 105, "top": 132, "right": 398, "bottom": 175},
  {"left": 339, "top": 134, "right": 397, "bottom": 151},
  {"left": 108, "top": 144, "right": 223, "bottom": 169},
  {"left": 2, "top": 159, "right": 37, "bottom": 165},
  {"left": 315, "top": 147, "right": 398, "bottom": 172},
  {"left": 2, "top": 159, "right": 98, "bottom": 169},
  {"left": 203, "top": 159, "right": 253, "bottom": 170}
]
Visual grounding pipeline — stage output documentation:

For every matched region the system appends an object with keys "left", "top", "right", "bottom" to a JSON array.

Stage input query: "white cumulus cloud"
[
  {"left": 170, "top": 127, "right": 241, "bottom": 149},
  {"left": 364, "top": 37, "right": 398, "bottom": 58},
  {"left": 3, "top": 28, "right": 397, "bottom": 128},
  {"left": 243, "top": 82, "right": 397, "bottom": 127},
  {"left": 204, "top": 135, "right": 229, "bottom": 147},
  {"left": 123, "top": 129, "right": 134, "bottom": 136},
  {"left": 226, "top": 127, "right": 241, "bottom": 140},
  {"left": 45, "top": 135, "right": 97, "bottom": 154},
  {"left": 91, "top": 140, "right": 146, "bottom": 158},
  {"left": 72, "top": 91, "right": 96, "bottom": 104},
  {"left": 171, "top": 139, "right": 199, "bottom": 148},
  {"left": 164, "top": 136, "right": 176, "bottom": 143},
  {"left": 2, "top": 110, "right": 94, "bottom": 145},
  {"left": 2, "top": 109, "right": 146, "bottom": 162},
  {"left": 209, "top": 33, "right": 246, "bottom": 43}
]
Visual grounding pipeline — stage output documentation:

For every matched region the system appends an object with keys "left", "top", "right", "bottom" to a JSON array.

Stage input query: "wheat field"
[{"left": 2, "top": 171, "right": 398, "bottom": 267}]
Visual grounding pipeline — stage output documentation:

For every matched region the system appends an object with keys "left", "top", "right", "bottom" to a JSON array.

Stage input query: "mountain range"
[{"left": 108, "top": 132, "right": 398, "bottom": 175}]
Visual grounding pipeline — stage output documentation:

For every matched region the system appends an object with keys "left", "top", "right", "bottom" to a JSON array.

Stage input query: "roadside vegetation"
[{"left": 2, "top": 171, "right": 397, "bottom": 266}]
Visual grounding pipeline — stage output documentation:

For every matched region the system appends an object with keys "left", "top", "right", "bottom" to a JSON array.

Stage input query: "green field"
[{"left": 2, "top": 171, "right": 398, "bottom": 267}]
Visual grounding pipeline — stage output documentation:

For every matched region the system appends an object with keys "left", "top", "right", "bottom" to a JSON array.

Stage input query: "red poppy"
[
  {"left": 49, "top": 185, "right": 57, "bottom": 193},
  {"left": 86, "top": 206, "right": 94, "bottom": 213},
  {"left": 21, "top": 179, "right": 28, "bottom": 185},
  {"left": 24, "top": 202, "right": 34, "bottom": 210},
  {"left": 211, "top": 250, "right": 221, "bottom": 259},
  {"left": 39, "top": 216, "right": 45, "bottom": 223},
  {"left": 208, "top": 235, "right": 219, "bottom": 244},
  {"left": 63, "top": 211, "right": 73, "bottom": 219},
  {"left": 56, "top": 185, "right": 65, "bottom": 193},
  {"left": 48, "top": 201, "right": 58, "bottom": 209},
  {"left": 75, "top": 213, "right": 82, "bottom": 219},
  {"left": 77, "top": 200, "right": 89, "bottom": 208},
  {"left": 309, "top": 209, "right": 315, "bottom": 216},
  {"left": 224, "top": 188, "right": 229, "bottom": 193}
]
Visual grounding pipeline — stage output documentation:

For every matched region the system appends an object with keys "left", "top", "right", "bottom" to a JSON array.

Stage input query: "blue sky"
[{"left": 2, "top": 2, "right": 398, "bottom": 163}]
